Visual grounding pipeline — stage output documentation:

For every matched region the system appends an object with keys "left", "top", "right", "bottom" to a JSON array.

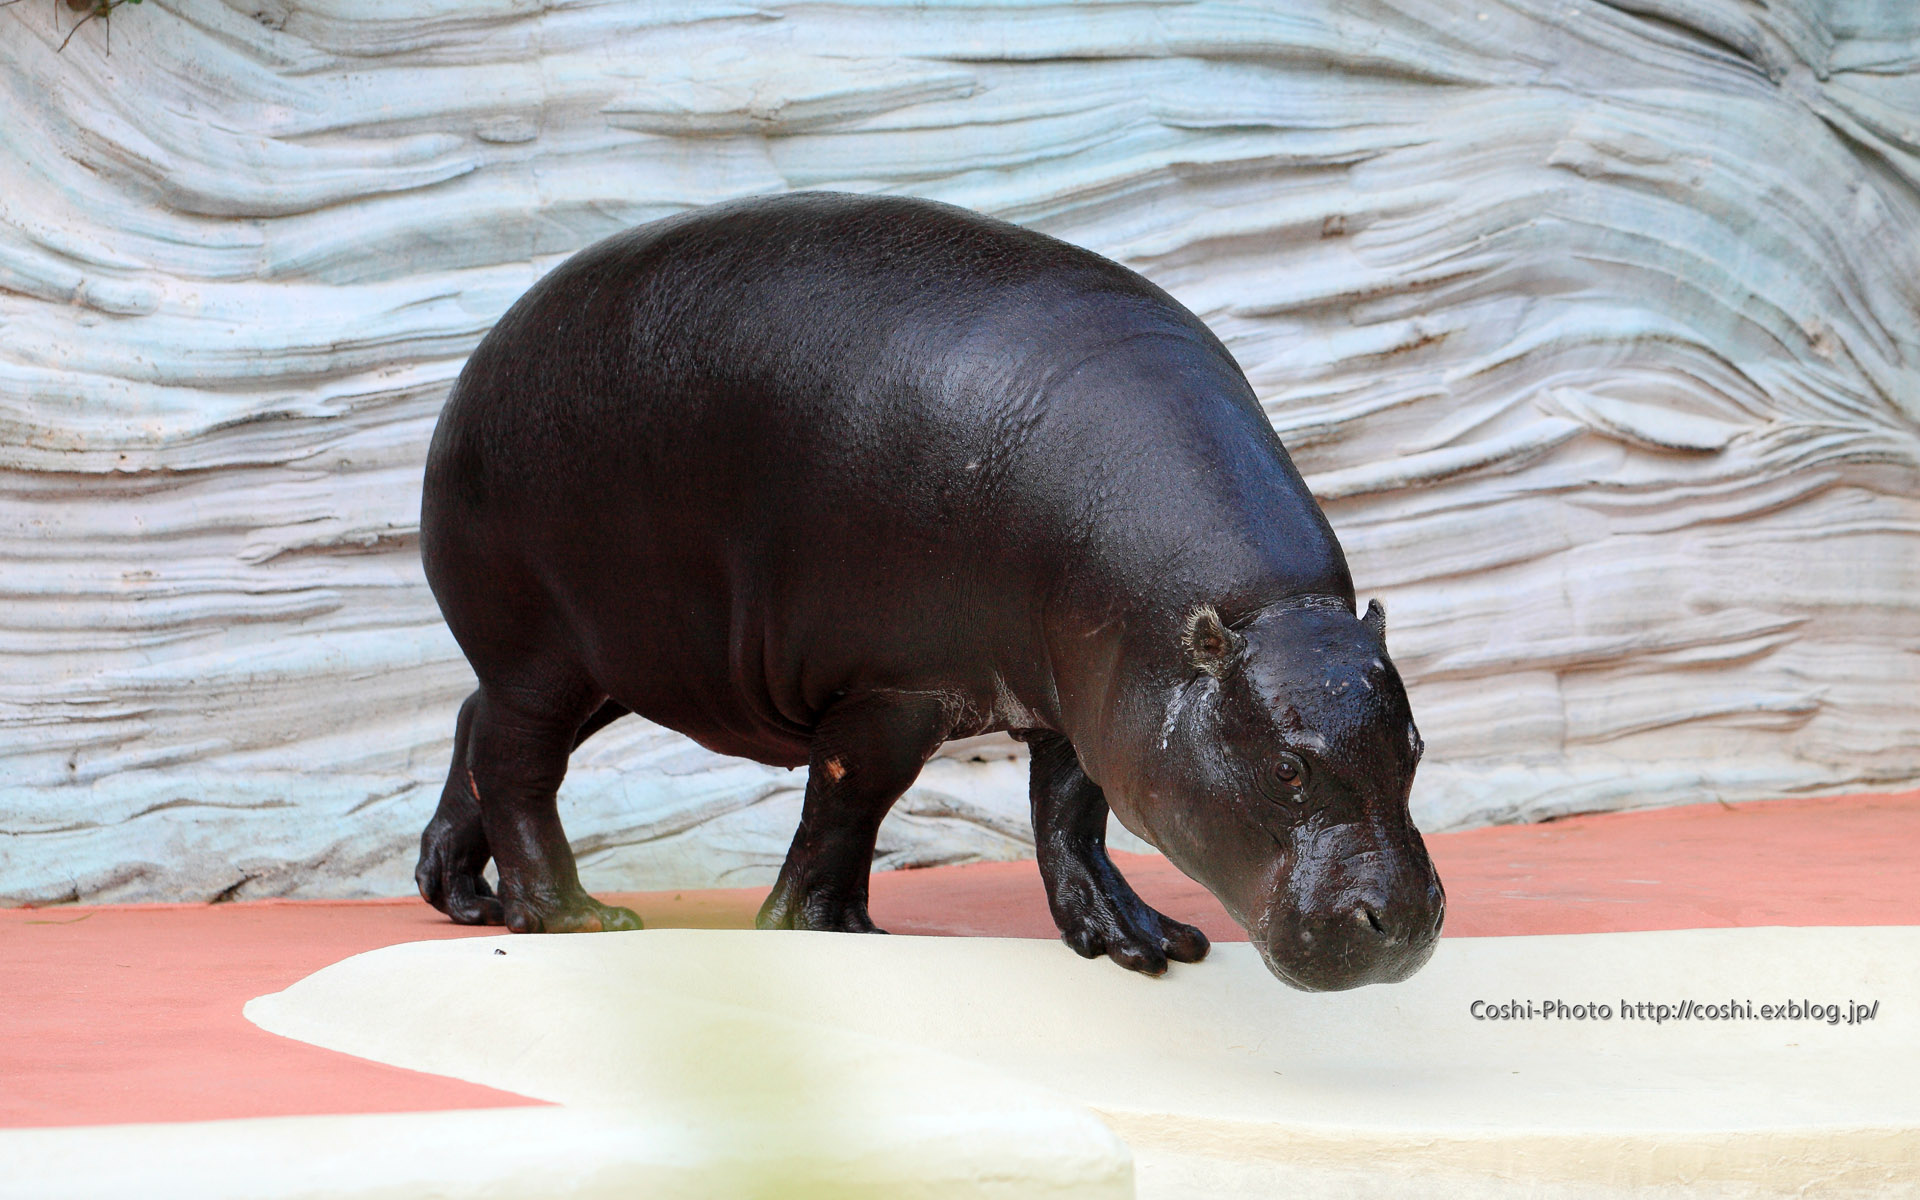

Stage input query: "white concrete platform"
[{"left": 8, "top": 927, "right": 1916, "bottom": 1198}]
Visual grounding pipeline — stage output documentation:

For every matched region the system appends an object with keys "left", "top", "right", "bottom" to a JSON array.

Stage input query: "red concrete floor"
[{"left": 4, "top": 789, "right": 1916, "bottom": 1130}]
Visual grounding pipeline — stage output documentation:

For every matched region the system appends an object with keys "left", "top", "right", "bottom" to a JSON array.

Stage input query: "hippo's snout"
[{"left": 1257, "top": 827, "right": 1445, "bottom": 991}]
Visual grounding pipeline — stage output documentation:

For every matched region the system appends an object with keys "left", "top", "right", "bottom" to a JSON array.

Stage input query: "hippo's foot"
[
  {"left": 1050, "top": 860, "right": 1210, "bottom": 976},
  {"left": 755, "top": 877, "right": 889, "bottom": 934},
  {"left": 1026, "top": 730, "right": 1210, "bottom": 976},
  {"left": 498, "top": 885, "right": 643, "bottom": 934},
  {"left": 416, "top": 811, "right": 505, "bottom": 927}
]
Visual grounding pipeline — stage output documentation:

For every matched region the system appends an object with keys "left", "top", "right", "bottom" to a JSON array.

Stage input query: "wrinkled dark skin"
[{"left": 417, "top": 192, "right": 1444, "bottom": 989}]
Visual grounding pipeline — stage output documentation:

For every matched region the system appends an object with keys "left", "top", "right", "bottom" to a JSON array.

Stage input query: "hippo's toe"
[
  {"left": 1059, "top": 902, "right": 1210, "bottom": 976},
  {"left": 755, "top": 877, "right": 888, "bottom": 935},
  {"left": 500, "top": 889, "right": 642, "bottom": 934}
]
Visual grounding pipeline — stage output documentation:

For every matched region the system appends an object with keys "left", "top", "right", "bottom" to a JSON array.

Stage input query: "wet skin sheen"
[{"left": 416, "top": 192, "right": 1444, "bottom": 989}]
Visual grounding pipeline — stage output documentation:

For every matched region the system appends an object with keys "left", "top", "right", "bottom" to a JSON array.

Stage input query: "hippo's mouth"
[
  {"left": 1253, "top": 933, "right": 1439, "bottom": 992},
  {"left": 1237, "top": 878, "right": 1443, "bottom": 992},
  {"left": 1252, "top": 941, "right": 1317, "bottom": 991},
  {"left": 1192, "top": 869, "right": 1420, "bottom": 991}
]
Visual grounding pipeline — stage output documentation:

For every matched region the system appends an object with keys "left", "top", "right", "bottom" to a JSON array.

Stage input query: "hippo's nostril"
[{"left": 1359, "top": 904, "right": 1385, "bottom": 936}]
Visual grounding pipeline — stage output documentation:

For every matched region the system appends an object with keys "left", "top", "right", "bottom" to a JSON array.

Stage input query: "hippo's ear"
[
  {"left": 1363, "top": 598, "right": 1387, "bottom": 641},
  {"left": 1183, "top": 605, "right": 1245, "bottom": 676}
]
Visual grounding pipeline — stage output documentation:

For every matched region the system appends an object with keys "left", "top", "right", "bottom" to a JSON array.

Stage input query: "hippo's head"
[{"left": 1111, "top": 595, "right": 1443, "bottom": 990}]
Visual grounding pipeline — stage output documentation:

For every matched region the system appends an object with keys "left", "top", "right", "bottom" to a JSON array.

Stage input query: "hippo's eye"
[{"left": 1271, "top": 752, "right": 1308, "bottom": 799}]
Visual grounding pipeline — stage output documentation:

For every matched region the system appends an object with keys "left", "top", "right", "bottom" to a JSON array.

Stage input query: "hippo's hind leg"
[
  {"left": 757, "top": 694, "right": 952, "bottom": 935},
  {"left": 421, "top": 680, "right": 641, "bottom": 934},
  {"left": 417, "top": 696, "right": 632, "bottom": 926},
  {"left": 417, "top": 691, "right": 505, "bottom": 925},
  {"left": 1026, "top": 731, "right": 1209, "bottom": 975}
]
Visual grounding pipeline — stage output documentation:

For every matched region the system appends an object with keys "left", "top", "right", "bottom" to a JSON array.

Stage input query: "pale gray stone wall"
[{"left": 3, "top": 0, "right": 1915, "bottom": 902}]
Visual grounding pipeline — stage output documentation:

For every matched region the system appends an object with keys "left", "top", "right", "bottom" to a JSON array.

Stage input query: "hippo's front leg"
[
  {"left": 757, "top": 694, "right": 952, "bottom": 935},
  {"left": 1026, "top": 731, "right": 1210, "bottom": 975}
]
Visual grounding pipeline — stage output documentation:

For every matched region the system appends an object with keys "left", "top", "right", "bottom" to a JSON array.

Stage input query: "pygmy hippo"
[{"left": 416, "top": 192, "right": 1444, "bottom": 990}]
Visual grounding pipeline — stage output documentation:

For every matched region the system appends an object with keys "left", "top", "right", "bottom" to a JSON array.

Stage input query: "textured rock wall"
[{"left": 3, "top": 0, "right": 1916, "bottom": 903}]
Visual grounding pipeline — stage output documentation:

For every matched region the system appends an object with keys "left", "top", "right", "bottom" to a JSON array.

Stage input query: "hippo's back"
[
  {"left": 421, "top": 192, "right": 1342, "bottom": 764},
  {"left": 431, "top": 191, "right": 1195, "bottom": 490}
]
